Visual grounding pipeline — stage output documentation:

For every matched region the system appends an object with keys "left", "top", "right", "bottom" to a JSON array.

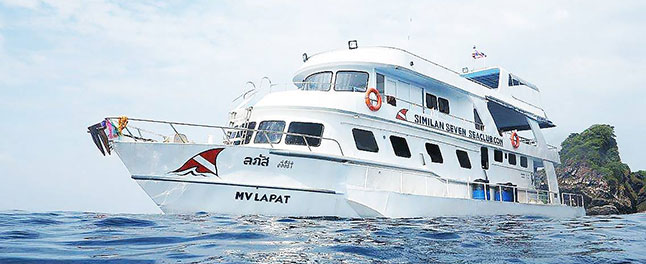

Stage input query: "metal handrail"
[
  {"left": 561, "top": 192, "right": 585, "bottom": 208},
  {"left": 502, "top": 131, "right": 536, "bottom": 146},
  {"left": 353, "top": 163, "right": 586, "bottom": 207},
  {"left": 357, "top": 164, "right": 554, "bottom": 200},
  {"left": 106, "top": 117, "right": 345, "bottom": 156}
]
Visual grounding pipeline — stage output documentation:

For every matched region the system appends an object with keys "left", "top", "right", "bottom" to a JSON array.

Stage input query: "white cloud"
[{"left": 0, "top": 0, "right": 39, "bottom": 9}]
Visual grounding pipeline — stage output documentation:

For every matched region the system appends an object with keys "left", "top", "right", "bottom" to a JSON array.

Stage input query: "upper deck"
[
  {"left": 292, "top": 46, "right": 554, "bottom": 130},
  {"left": 226, "top": 43, "right": 563, "bottom": 166}
]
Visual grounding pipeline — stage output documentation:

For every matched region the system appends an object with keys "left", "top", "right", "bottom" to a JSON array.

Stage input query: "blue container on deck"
[
  {"left": 471, "top": 180, "right": 490, "bottom": 200},
  {"left": 494, "top": 186, "right": 514, "bottom": 202}
]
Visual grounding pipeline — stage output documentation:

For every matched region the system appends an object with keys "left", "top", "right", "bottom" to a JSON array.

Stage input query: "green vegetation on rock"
[{"left": 557, "top": 124, "right": 646, "bottom": 215}]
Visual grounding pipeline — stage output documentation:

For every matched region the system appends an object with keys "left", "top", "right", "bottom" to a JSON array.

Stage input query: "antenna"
[{"left": 407, "top": 17, "right": 413, "bottom": 49}]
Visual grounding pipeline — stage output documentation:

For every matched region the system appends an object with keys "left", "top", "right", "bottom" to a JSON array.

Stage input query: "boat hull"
[
  {"left": 114, "top": 141, "right": 585, "bottom": 218},
  {"left": 132, "top": 176, "right": 584, "bottom": 217}
]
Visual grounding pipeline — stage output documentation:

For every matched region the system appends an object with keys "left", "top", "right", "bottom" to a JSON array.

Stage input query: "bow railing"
[{"left": 97, "top": 117, "right": 345, "bottom": 156}]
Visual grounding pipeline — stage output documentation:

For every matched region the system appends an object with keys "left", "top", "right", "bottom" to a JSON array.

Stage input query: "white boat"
[{"left": 89, "top": 41, "right": 585, "bottom": 218}]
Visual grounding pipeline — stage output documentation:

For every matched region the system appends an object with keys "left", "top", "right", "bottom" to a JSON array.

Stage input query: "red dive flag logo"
[
  {"left": 171, "top": 148, "right": 224, "bottom": 177},
  {"left": 396, "top": 109, "right": 408, "bottom": 121}
]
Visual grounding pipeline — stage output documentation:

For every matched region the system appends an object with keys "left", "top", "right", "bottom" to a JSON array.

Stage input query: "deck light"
[
  {"left": 302, "top": 53, "right": 308, "bottom": 62},
  {"left": 348, "top": 40, "right": 358, "bottom": 50}
]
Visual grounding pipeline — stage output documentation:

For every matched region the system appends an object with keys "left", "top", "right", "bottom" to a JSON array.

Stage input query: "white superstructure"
[{"left": 89, "top": 42, "right": 585, "bottom": 217}]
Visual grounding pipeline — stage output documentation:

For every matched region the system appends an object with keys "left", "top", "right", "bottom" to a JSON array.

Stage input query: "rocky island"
[{"left": 556, "top": 124, "right": 646, "bottom": 215}]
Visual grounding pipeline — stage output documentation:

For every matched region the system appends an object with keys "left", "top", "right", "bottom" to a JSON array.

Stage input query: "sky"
[{"left": 0, "top": 0, "right": 644, "bottom": 213}]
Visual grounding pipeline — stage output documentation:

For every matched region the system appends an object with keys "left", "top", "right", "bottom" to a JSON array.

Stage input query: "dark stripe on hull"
[{"left": 131, "top": 175, "right": 337, "bottom": 194}]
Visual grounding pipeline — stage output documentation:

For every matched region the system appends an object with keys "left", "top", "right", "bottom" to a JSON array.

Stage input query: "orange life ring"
[
  {"left": 510, "top": 131, "right": 520, "bottom": 148},
  {"left": 365, "top": 88, "right": 382, "bottom": 111}
]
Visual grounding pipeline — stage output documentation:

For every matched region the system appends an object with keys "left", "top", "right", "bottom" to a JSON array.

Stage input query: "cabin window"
[
  {"left": 438, "top": 98, "right": 450, "bottom": 114},
  {"left": 389, "top": 135, "right": 411, "bottom": 158},
  {"left": 352, "top": 128, "right": 379, "bottom": 152},
  {"left": 285, "top": 122, "right": 324, "bottom": 147},
  {"left": 494, "top": 150, "right": 503, "bottom": 162},
  {"left": 243, "top": 122, "right": 256, "bottom": 144},
  {"left": 508, "top": 75, "right": 522, "bottom": 86},
  {"left": 520, "top": 156, "right": 528, "bottom": 168},
  {"left": 425, "top": 143, "right": 443, "bottom": 163},
  {"left": 335, "top": 71, "right": 369, "bottom": 92},
  {"left": 508, "top": 74, "right": 539, "bottom": 90},
  {"left": 508, "top": 153, "right": 517, "bottom": 165},
  {"left": 481, "top": 147, "right": 489, "bottom": 169},
  {"left": 303, "top": 71, "right": 332, "bottom": 91},
  {"left": 232, "top": 125, "right": 242, "bottom": 145},
  {"left": 376, "top": 73, "right": 385, "bottom": 94},
  {"left": 254, "top": 121, "right": 286, "bottom": 144},
  {"left": 474, "top": 109, "right": 484, "bottom": 131},
  {"left": 456, "top": 150, "right": 472, "bottom": 169},
  {"left": 425, "top": 93, "right": 438, "bottom": 110}
]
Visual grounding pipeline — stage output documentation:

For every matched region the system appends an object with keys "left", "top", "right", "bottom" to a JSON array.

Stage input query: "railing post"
[
  {"left": 263, "top": 131, "right": 274, "bottom": 148},
  {"left": 399, "top": 171, "right": 403, "bottom": 193},
  {"left": 363, "top": 167, "right": 369, "bottom": 188},
  {"left": 570, "top": 194, "right": 573, "bottom": 207},
  {"left": 221, "top": 128, "right": 231, "bottom": 144},
  {"left": 302, "top": 135, "right": 312, "bottom": 152},
  {"left": 513, "top": 187, "right": 517, "bottom": 203}
]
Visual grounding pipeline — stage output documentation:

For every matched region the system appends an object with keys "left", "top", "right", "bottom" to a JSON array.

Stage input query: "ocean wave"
[{"left": 0, "top": 212, "right": 644, "bottom": 263}]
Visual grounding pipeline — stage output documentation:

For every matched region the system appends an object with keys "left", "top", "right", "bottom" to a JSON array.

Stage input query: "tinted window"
[
  {"left": 303, "top": 72, "right": 332, "bottom": 91},
  {"left": 335, "top": 71, "right": 369, "bottom": 92},
  {"left": 470, "top": 73, "right": 499, "bottom": 89},
  {"left": 494, "top": 150, "right": 503, "bottom": 162},
  {"left": 520, "top": 156, "right": 528, "bottom": 168},
  {"left": 376, "top": 73, "right": 385, "bottom": 94},
  {"left": 425, "top": 143, "right": 443, "bottom": 163},
  {"left": 474, "top": 109, "right": 484, "bottom": 130},
  {"left": 456, "top": 150, "right": 472, "bottom": 169},
  {"left": 254, "top": 121, "right": 285, "bottom": 144},
  {"left": 390, "top": 135, "right": 411, "bottom": 158},
  {"left": 426, "top": 93, "right": 438, "bottom": 110},
  {"left": 285, "top": 122, "right": 324, "bottom": 147},
  {"left": 352, "top": 129, "right": 379, "bottom": 152},
  {"left": 508, "top": 153, "right": 517, "bottom": 165},
  {"left": 438, "top": 98, "right": 450, "bottom": 114},
  {"left": 243, "top": 122, "right": 256, "bottom": 144},
  {"left": 231, "top": 125, "right": 241, "bottom": 145}
]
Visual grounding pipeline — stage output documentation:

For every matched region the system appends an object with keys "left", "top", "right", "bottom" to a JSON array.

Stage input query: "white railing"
[
  {"left": 561, "top": 193, "right": 585, "bottom": 208},
  {"left": 353, "top": 164, "right": 587, "bottom": 208},
  {"left": 105, "top": 117, "right": 345, "bottom": 156}
]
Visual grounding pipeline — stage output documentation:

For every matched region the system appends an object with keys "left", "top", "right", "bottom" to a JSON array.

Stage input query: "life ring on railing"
[
  {"left": 510, "top": 131, "right": 520, "bottom": 148},
  {"left": 364, "top": 88, "right": 382, "bottom": 111}
]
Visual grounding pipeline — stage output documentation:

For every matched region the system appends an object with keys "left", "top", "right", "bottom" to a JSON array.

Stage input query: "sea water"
[{"left": 0, "top": 211, "right": 644, "bottom": 263}]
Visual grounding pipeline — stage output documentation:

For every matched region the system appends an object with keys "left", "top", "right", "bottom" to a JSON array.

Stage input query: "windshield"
[
  {"left": 334, "top": 71, "right": 368, "bottom": 92},
  {"left": 302, "top": 72, "right": 332, "bottom": 91}
]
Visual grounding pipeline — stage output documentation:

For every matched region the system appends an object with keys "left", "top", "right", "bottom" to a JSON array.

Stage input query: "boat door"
[{"left": 480, "top": 146, "right": 491, "bottom": 199}]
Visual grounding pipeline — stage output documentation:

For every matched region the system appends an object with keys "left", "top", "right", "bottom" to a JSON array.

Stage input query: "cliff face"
[{"left": 556, "top": 124, "right": 646, "bottom": 215}]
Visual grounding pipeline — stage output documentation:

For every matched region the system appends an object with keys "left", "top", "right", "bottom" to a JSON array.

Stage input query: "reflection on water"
[{"left": 0, "top": 211, "right": 644, "bottom": 263}]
